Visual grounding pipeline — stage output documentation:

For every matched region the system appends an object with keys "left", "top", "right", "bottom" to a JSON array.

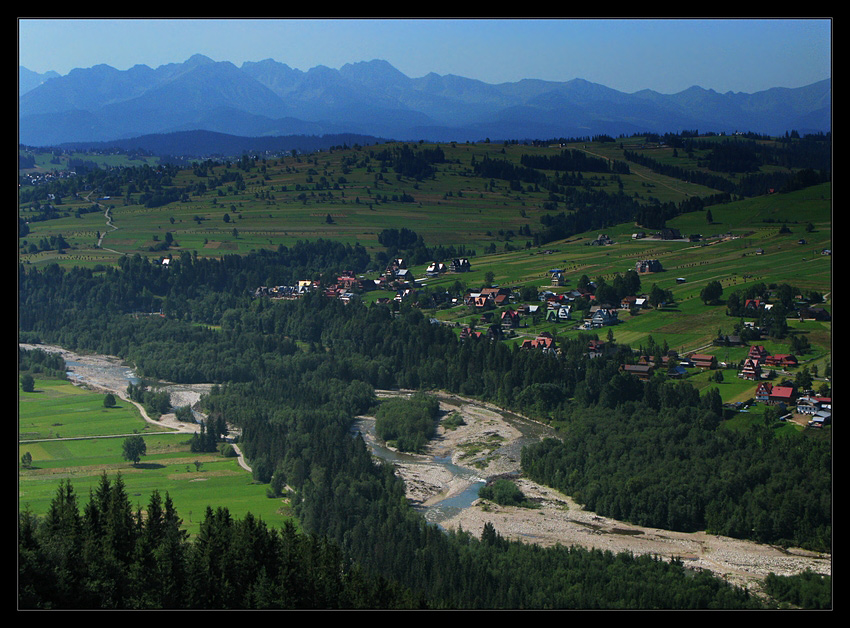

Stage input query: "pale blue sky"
[{"left": 18, "top": 18, "right": 832, "bottom": 95}]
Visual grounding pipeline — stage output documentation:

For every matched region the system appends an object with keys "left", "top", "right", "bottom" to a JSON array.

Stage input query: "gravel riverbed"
[
  {"left": 22, "top": 347, "right": 831, "bottom": 593},
  {"left": 369, "top": 390, "right": 832, "bottom": 594}
]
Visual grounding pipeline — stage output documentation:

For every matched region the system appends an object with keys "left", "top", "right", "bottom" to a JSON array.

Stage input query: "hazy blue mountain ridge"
[{"left": 19, "top": 55, "right": 831, "bottom": 147}]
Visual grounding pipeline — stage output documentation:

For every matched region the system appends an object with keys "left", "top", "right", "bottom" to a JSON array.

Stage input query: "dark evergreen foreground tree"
[{"left": 19, "top": 475, "right": 416, "bottom": 609}]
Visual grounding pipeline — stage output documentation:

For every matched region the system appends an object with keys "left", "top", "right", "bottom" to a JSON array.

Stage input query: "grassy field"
[
  {"left": 19, "top": 137, "right": 831, "bottom": 488},
  {"left": 19, "top": 378, "right": 172, "bottom": 440},
  {"left": 18, "top": 377, "right": 296, "bottom": 536}
]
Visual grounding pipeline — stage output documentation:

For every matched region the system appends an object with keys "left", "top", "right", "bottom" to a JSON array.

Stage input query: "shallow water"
[
  {"left": 351, "top": 402, "right": 552, "bottom": 525},
  {"left": 64, "top": 357, "right": 141, "bottom": 388}
]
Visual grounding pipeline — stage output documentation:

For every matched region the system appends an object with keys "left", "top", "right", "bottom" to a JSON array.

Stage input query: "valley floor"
[
  {"left": 369, "top": 390, "right": 832, "bottom": 594},
  {"left": 21, "top": 345, "right": 831, "bottom": 595}
]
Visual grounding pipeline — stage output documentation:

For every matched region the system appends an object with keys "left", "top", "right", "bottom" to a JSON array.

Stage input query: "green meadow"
[
  {"left": 420, "top": 182, "right": 831, "bottom": 359},
  {"left": 19, "top": 378, "right": 171, "bottom": 440},
  {"left": 19, "top": 377, "right": 295, "bottom": 537},
  {"left": 20, "top": 137, "right": 831, "bottom": 500}
]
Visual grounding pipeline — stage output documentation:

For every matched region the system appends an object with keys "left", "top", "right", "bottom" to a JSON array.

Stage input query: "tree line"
[{"left": 19, "top": 474, "right": 415, "bottom": 609}]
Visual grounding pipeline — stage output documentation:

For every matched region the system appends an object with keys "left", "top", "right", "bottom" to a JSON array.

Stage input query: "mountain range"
[{"left": 19, "top": 54, "right": 831, "bottom": 149}]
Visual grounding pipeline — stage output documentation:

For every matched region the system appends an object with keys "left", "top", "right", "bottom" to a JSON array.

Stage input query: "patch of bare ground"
[{"left": 373, "top": 390, "right": 831, "bottom": 594}]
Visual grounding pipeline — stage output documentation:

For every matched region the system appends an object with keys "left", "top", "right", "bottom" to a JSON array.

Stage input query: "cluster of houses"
[
  {"left": 755, "top": 381, "right": 832, "bottom": 427},
  {"left": 461, "top": 280, "right": 628, "bottom": 332},
  {"left": 738, "top": 345, "right": 799, "bottom": 381},
  {"left": 618, "top": 350, "right": 710, "bottom": 380},
  {"left": 253, "top": 280, "right": 318, "bottom": 300},
  {"left": 252, "top": 259, "right": 832, "bottom": 428},
  {"left": 739, "top": 296, "right": 831, "bottom": 322},
  {"left": 253, "top": 257, "right": 473, "bottom": 305},
  {"left": 632, "top": 228, "right": 684, "bottom": 241}
]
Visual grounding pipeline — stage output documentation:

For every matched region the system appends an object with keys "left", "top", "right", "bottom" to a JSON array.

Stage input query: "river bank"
[
  {"left": 368, "top": 390, "right": 832, "bottom": 594},
  {"left": 22, "top": 346, "right": 831, "bottom": 592},
  {"left": 20, "top": 343, "right": 212, "bottom": 434}
]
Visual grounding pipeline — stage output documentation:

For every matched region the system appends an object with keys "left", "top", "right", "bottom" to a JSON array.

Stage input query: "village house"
[
  {"left": 546, "top": 304, "right": 572, "bottom": 323},
  {"left": 298, "top": 279, "right": 318, "bottom": 293},
  {"left": 637, "top": 351, "right": 679, "bottom": 369},
  {"left": 744, "top": 298, "right": 765, "bottom": 312},
  {"left": 426, "top": 261, "right": 447, "bottom": 276},
  {"left": 755, "top": 381, "right": 773, "bottom": 403},
  {"left": 467, "top": 286, "right": 512, "bottom": 309},
  {"left": 739, "top": 357, "right": 762, "bottom": 381},
  {"left": 459, "top": 326, "right": 485, "bottom": 341},
  {"left": 755, "top": 382, "right": 796, "bottom": 406},
  {"left": 500, "top": 308, "right": 522, "bottom": 330},
  {"left": 747, "top": 345, "right": 769, "bottom": 364},
  {"left": 764, "top": 354, "right": 798, "bottom": 368},
  {"left": 588, "top": 308, "right": 619, "bottom": 328},
  {"left": 658, "top": 228, "right": 682, "bottom": 240},
  {"left": 515, "top": 304, "right": 540, "bottom": 316},
  {"left": 385, "top": 258, "right": 407, "bottom": 278},
  {"left": 336, "top": 271, "right": 360, "bottom": 291},
  {"left": 689, "top": 353, "right": 717, "bottom": 369},
  {"left": 635, "top": 259, "right": 663, "bottom": 274},
  {"left": 714, "top": 334, "right": 744, "bottom": 347},
  {"left": 450, "top": 258, "right": 471, "bottom": 273},
  {"left": 621, "top": 363, "right": 654, "bottom": 380},
  {"left": 796, "top": 395, "right": 831, "bottom": 415},
  {"left": 587, "top": 339, "right": 616, "bottom": 358},
  {"left": 799, "top": 306, "right": 831, "bottom": 321},
  {"left": 807, "top": 411, "right": 832, "bottom": 428},
  {"left": 520, "top": 332, "right": 557, "bottom": 353},
  {"left": 768, "top": 385, "right": 796, "bottom": 406}
]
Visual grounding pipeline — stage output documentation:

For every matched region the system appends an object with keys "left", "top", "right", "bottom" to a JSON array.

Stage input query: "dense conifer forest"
[{"left": 18, "top": 239, "right": 829, "bottom": 608}]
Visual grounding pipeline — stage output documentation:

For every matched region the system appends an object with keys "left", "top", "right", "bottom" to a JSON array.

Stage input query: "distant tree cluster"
[
  {"left": 125, "top": 382, "right": 171, "bottom": 418},
  {"left": 18, "top": 346, "right": 66, "bottom": 379},
  {"left": 478, "top": 479, "right": 535, "bottom": 508},
  {"left": 520, "top": 149, "right": 629, "bottom": 174},
  {"left": 762, "top": 570, "right": 832, "bottom": 610},
  {"left": 375, "top": 393, "right": 440, "bottom": 453}
]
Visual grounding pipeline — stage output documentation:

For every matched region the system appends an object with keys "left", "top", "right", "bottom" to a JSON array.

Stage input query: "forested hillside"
[{"left": 19, "top": 131, "right": 831, "bottom": 608}]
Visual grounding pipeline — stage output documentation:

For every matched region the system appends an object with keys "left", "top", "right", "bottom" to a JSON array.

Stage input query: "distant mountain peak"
[
  {"left": 18, "top": 55, "right": 830, "bottom": 147},
  {"left": 185, "top": 53, "right": 216, "bottom": 66}
]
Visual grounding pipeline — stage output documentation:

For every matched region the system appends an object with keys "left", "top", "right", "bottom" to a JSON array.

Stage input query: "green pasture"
[
  {"left": 19, "top": 378, "right": 295, "bottom": 537},
  {"left": 20, "top": 150, "right": 160, "bottom": 172},
  {"left": 687, "top": 368, "right": 760, "bottom": 402},
  {"left": 19, "top": 139, "right": 831, "bottom": 393},
  {"left": 416, "top": 190, "right": 830, "bottom": 362},
  {"left": 19, "top": 378, "right": 172, "bottom": 440},
  {"left": 721, "top": 404, "right": 803, "bottom": 437},
  {"left": 19, "top": 436, "right": 292, "bottom": 537},
  {"left": 19, "top": 140, "right": 832, "bottom": 286}
]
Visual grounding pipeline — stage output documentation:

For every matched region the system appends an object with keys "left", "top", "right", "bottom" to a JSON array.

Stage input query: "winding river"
[
  {"left": 22, "top": 344, "right": 832, "bottom": 587},
  {"left": 24, "top": 343, "right": 533, "bottom": 524},
  {"left": 351, "top": 396, "right": 554, "bottom": 526}
]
